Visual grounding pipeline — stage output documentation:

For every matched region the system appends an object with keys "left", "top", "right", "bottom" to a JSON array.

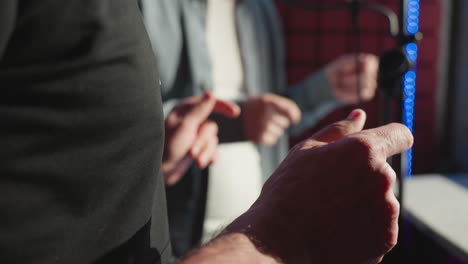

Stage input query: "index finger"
[
  {"left": 184, "top": 93, "right": 217, "bottom": 124},
  {"left": 213, "top": 99, "right": 241, "bottom": 118},
  {"left": 359, "top": 123, "right": 414, "bottom": 159},
  {"left": 310, "top": 109, "right": 366, "bottom": 143}
]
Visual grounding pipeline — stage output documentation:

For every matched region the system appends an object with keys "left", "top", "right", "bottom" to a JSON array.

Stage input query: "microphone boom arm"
[{"left": 277, "top": 0, "right": 399, "bottom": 36}]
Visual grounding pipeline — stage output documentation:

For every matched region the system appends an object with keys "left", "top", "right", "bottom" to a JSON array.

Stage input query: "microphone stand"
[
  {"left": 379, "top": 0, "right": 422, "bottom": 199},
  {"left": 277, "top": 0, "right": 399, "bottom": 36},
  {"left": 277, "top": 1, "right": 422, "bottom": 261},
  {"left": 277, "top": 0, "right": 421, "bottom": 199},
  {"left": 349, "top": 0, "right": 362, "bottom": 106}
]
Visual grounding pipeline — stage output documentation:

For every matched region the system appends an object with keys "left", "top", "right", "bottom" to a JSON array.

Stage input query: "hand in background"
[
  {"left": 243, "top": 93, "right": 301, "bottom": 146},
  {"left": 326, "top": 54, "right": 379, "bottom": 104},
  {"left": 163, "top": 93, "right": 240, "bottom": 185},
  {"left": 226, "top": 109, "right": 413, "bottom": 264}
]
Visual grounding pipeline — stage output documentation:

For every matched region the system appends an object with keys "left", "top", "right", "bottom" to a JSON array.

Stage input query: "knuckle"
[
  {"left": 384, "top": 166, "right": 397, "bottom": 189},
  {"left": 385, "top": 199, "right": 400, "bottom": 249},
  {"left": 392, "top": 199, "right": 401, "bottom": 216},
  {"left": 347, "top": 135, "right": 375, "bottom": 159},
  {"left": 261, "top": 135, "right": 276, "bottom": 146},
  {"left": 331, "top": 121, "right": 353, "bottom": 134},
  {"left": 384, "top": 195, "right": 400, "bottom": 219},
  {"left": 373, "top": 196, "right": 401, "bottom": 255},
  {"left": 385, "top": 234, "right": 398, "bottom": 253},
  {"left": 347, "top": 134, "right": 386, "bottom": 170}
]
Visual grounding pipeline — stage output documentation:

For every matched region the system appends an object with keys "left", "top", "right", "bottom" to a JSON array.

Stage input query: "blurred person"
[
  {"left": 142, "top": 0, "right": 379, "bottom": 254},
  {"left": 0, "top": 1, "right": 412, "bottom": 264}
]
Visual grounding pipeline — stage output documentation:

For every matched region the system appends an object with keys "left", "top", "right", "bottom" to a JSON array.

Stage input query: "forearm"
[{"left": 178, "top": 233, "right": 280, "bottom": 264}]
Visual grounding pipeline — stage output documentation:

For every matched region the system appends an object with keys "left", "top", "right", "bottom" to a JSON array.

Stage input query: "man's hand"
[
  {"left": 326, "top": 54, "right": 379, "bottom": 103},
  {"left": 243, "top": 93, "right": 301, "bottom": 146},
  {"left": 220, "top": 109, "right": 413, "bottom": 264},
  {"left": 163, "top": 93, "right": 240, "bottom": 185}
]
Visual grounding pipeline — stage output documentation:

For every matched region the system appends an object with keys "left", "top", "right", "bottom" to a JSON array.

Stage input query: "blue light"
[
  {"left": 406, "top": 0, "right": 421, "bottom": 34},
  {"left": 403, "top": 0, "right": 420, "bottom": 178},
  {"left": 403, "top": 70, "right": 417, "bottom": 178},
  {"left": 407, "top": 148, "right": 413, "bottom": 176}
]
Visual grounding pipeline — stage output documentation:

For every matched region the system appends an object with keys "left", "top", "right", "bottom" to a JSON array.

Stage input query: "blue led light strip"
[{"left": 403, "top": 0, "right": 420, "bottom": 178}]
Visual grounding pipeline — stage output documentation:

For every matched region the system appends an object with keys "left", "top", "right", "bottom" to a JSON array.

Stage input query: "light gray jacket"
[{"left": 143, "top": 0, "right": 336, "bottom": 180}]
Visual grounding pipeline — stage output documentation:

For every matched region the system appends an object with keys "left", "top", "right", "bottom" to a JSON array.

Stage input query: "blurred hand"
[
  {"left": 228, "top": 109, "right": 413, "bottom": 264},
  {"left": 163, "top": 93, "right": 240, "bottom": 185},
  {"left": 325, "top": 54, "right": 379, "bottom": 104},
  {"left": 243, "top": 93, "right": 301, "bottom": 146}
]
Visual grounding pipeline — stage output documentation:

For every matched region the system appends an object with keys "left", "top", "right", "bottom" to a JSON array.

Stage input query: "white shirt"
[{"left": 203, "top": 0, "right": 262, "bottom": 241}]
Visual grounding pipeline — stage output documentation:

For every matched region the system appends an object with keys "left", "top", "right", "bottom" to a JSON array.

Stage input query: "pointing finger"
[
  {"left": 213, "top": 99, "right": 241, "bottom": 118},
  {"left": 359, "top": 123, "right": 414, "bottom": 159},
  {"left": 185, "top": 93, "right": 217, "bottom": 125}
]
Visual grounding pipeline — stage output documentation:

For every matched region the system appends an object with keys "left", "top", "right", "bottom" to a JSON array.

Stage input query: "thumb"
[{"left": 309, "top": 109, "right": 366, "bottom": 143}]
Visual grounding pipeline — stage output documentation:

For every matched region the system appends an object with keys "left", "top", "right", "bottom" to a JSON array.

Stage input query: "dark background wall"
[
  {"left": 276, "top": 0, "right": 443, "bottom": 174},
  {"left": 452, "top": 1, "right": 468, "bottom": 172}
]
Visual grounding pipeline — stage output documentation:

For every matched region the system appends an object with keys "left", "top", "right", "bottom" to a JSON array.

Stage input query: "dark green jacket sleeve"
[{"left": 0, "top": 1, "right": 17, "bottom": 60}]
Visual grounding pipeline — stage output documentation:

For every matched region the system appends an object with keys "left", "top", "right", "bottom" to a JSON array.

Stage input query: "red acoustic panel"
[{"left": 277, "top": 0, "right": 442, "bottom": 173}]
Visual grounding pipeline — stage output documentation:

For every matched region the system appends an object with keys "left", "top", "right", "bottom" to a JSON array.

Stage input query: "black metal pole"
[
  {"left": 396, "top": 0, "right": 407, "bottom": 207},
  {"left": 350, "top": 0, "right": 363, "bottom": 105}
]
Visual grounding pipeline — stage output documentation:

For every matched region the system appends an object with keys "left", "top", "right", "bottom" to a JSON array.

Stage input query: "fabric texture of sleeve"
[
  {"left": 0, "top": 1, "right": 18, "bottom": 60},
  {"left": 287, "top": 70, "right": 342, "bottom": 136},
  {"left": 286, "top": 69, "right": 337, "bottom": 113}
]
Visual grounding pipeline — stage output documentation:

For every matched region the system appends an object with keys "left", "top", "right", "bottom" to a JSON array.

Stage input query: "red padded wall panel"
[{"left": 277, "top": 0, "right": 442, "bottom": 173}]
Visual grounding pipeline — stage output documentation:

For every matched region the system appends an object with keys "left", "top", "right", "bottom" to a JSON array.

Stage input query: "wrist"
[
  {"left": 182, "top": 232, "right": 279, "bottom": 264},
  {"left": 224, "top": 203, "right": 312, "bottom": 264}
]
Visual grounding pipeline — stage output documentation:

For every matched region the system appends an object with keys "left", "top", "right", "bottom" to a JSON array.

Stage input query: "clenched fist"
[{"left": 326, "top": 54, "right": 379, "bottom": 104}]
